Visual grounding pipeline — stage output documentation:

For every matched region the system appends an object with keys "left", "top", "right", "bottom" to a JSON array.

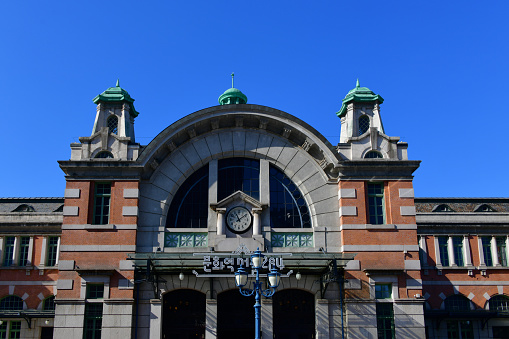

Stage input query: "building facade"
[{"left": 0, "top": 81, "right": 508, "bottom": 338}]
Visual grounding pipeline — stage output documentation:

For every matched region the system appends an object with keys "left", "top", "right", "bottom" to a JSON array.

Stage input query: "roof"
[
  {"left": 336, "top": 80, "right": 384, "bottom": 118},
  {"left": 92, "top": 80, "right": 139, "bottom": 117}
]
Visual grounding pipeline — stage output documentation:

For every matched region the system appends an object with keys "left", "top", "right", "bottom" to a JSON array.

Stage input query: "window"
[
  {"left": 86, "top": 284, "right": 104, "bottom": 299},
  {"left": 0, "top": 296, "right": 23, "bottom": 311},
  {"left": 166, "top": 164, "right": 209, "bottom": 229},
  {"left": 493, "top": 326, "right": 509, "bottom": 339},
  {"left": 84, "top": 303, "right": 103, "bottom": 339},
  {"left": 0, "top": 321, "right": 21, "bottom": 339},
  {"left": 474, "top": 204, "right": 496, "bottom": 212},
  {"left": 358, "top": 115, "right": 370, "bottom": 135},
  {"left": 482, "top": 237, "right": 493, "bottom": 267},
  {"left": 496, "top": 237, "right": 507, "bottom": 266},
  {"left": 433, "top": 204, "right": 454, "bottom": 212},
  {"left": 438, "top": 237, "right": 450, "bottom": 267},
  {"left": 18, "top": 237, "right": 30, "bottom": 267},
  {"left": 367, "top": 183, "right": 385, "bottom": 224},
  {"left": 452, "top": 237, "right": 464, "bottom": 267},
  {"left": 95, "top": 151, "right": 113, "bottom": 159},
  {"left": 218, "top": 158, "right": 259, "bottom": 201},
  {"left": 376, "top": 303, "right": 395, "bottom": 339},
  {"left": 107, "top": 115, "right": 118, "bottom": 134},
  {"left": 93, "top": 183, "right": 111, "bottom": 225},
  {"left": 444, "top": 295, "right": 472, "bottom": 312},
  {"left": 46, "top": 237, "right": 59, "bottom": 267},
  {"left": 489, "top": 295, "right": 509, "bottom": 313},
  {"left": 269, "top": 165, "right": 311, "bottom": 228},
  {"left": 447, "top": 320, "right": 473, "bottom": 339},
  {"left": 375, "top": 284, "right": 392, "bottom": 299},
  {"left": 3, "top": 237, "right": 15, "bottom": 266},
  {"left": 365, "top": 150, "right": 383, "bottom": 159},
  {"left": 42, "top": 296, "right": 55, "bottom": 311},
  {"left": 12, "top": 204, "right": 34, "bottom": 212}
]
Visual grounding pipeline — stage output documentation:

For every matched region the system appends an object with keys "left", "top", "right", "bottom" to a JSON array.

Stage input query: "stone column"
[
  {"left": 13, "top": 236, "right": 20, "bottom": 266},
  {"left": 434, "top": 237, "right": 442, "bottom": 267},
  {"left": 261, "top": 298, "right": 273, "bottom": 339},
  {"left": 252, "top": 208, "right": 263, "bottom": 236},
  {"left": 216, "top": 209, "right": 226, "bottom": 236},
  {"left": 419, "top": 236, "right": 428, "bottom": 266},
  {"left": 206, "top": 299, "right": 217, "bottom": 339},
  {"left": 259, "top": 159, "right": 270, "bottom": 206},
  {"left": 149, "top": 299, "right": 161, "bottom": 339},
  {"left": 464, "top": 235, "right": 473, "bottom": 266},
  {"left": 492, "top": 236, "right": 500, "bottom": 266},
  {"left": 447, "top": 236, "right": 456, "bottom": 266},
  {"left": 478, "top": 237, "right": 486, "bottom": 266}
]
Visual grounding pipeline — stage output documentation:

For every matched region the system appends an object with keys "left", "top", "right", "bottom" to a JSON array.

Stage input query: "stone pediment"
[{"left": 211, "top": 191, "right": 265, "bottom": 210}]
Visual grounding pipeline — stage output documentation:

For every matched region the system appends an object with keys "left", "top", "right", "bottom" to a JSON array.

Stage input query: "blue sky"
[{"left": 1, "top": 1, "right": 508, "bottom": 198}]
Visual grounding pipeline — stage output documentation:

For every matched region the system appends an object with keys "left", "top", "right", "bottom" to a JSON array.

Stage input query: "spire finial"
[
  {"left": 231, "top": 72, "right": 234, "bottom": 88},
  {"left": 356, "top": 79, "right": 360, "bottom": 88},
  {"left": 116, "top": 79, "right": 120, "bottom": 87}
]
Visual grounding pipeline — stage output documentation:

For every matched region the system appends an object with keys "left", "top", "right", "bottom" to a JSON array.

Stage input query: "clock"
[{"left": 226, "top": 206, "right": 253, "bottom": 234}]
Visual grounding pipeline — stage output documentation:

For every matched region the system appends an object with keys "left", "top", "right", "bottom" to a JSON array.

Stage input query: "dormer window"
[
  {"left": 432, "top": 204, "right": 454, "bottom": 212},
  {"left": 107, "top": 115, "right": 118, "bottom": 134},
  {"left": 95, "top": 151, "right": 114, "bottom": 159},
  {"left": 358, "top": 115, "right": 370, "bottom": 135},
  {"left": 12, "top": 204, "right": 34, "bottom": 212},
  {"left": 365, "top": 150, "right": 383, "bottom": 159},
  {"left": 474, "top": 204, "right": 496, "bottom": 212}
]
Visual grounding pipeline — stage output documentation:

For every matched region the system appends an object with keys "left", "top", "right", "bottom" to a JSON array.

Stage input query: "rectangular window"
[
  {"left": 376, "top": 303, "right": 395, "bottom": 339},
  {"left": 438, "top": 237, "right": 449, "bottom": 267},
  {"left": 8, "top": 322, "right": 20, "bottom": 339},
  {"left": 496, "top": 237, "right": 507, "bottom": 266},
  {"left": 0, "top": 321, "right": 6, "bottom": 339},
  {"left": 86, "top": 284, "right": 104, "bottom": 299},
  {"left": 367, "top": 183, "right": 385, "bottom": 225},
  {"left": 84, "top": 303, "right": 103, "bottom": 339},
  {"left": 375, "top": 284, "right": 392, "bottom": 299},
  {"left": 93, "top": 183, "right": 111, "bottom": 225},
  {"left": 46, "top": 237, "right": 59, "bottom": 267},
  {"left": 493, "top": 326, "right": 509, "bottom": 339},
  {"left": 18, "top": 237, "right": 30, "bottom": 267},
  {"left": 447, "top": 320, "right": 473, "bottom": 339},
  {"left": 452, "top": 237, "right": 464, "bottom": 267},
  {"left": 3, "top": 237, "right": 15, "bottom": 266},
  {"left": 482, "top": 237, "right": 493, "bottom": 267}
]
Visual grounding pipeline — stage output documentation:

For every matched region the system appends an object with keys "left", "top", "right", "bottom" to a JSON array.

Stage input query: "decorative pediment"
[{"left": 211, "top": 190, "right": 265, "bottom": 210}]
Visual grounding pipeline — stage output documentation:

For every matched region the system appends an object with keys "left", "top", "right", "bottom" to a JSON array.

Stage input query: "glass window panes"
[
  {"left": 43, "top": 296, "right": 55, "bottom": 311},
  {"left": 46, "top": 237, "right": 59, "bottom": 267},
  {"left": 107, "top": 115, "right": 118, "bottom": 134},
  {"left": 368, "top": 183, "right": 385, "bottom": 225},
  {"left": 0, "top": 322, "right": 6, "bottom": 339},
  {"left": 166, "top": 164, "right": 209, "bottom": 229},
  {"left": 269, "top": 165, "right": 311, "bottom": 228},
  {"left": 86, "top": 284, "right": 104, "bottom": 299},
  {"left": 358, "top": 115, "right": 370, "bottom": 135},
  {"left": 95, "top": 151, "right": 113, "bottom": 159},
  {"left": 482, "top": 237, "right": 493, "bottom": 267},
  {"left": 84, "top": 303, "right": 103, "bottom": 339},
  {"left": 452, "top": 237, "right": 464, "bottom": 267},
  {"left": 375, "top": 284, "right": 392, "bottom": 299},
  {"left": 365, "top": 150, "right": 383, "bottom": 158},
  {"left": 444, "top": 295, "right": 471, "bottom": 312},
  {"left": 3, "top": 237, "right": 14, "bottom": 266},
  {"left": 8, "top": 321, "right": 20, "bottom": 339},
  {"left": 489, "top": 295, "right": 509, "bottom": 313},
  {"left": 438, "top": 237, "right": 449, "bottom": 267},
  {"left": 0, "top": 296, "right": 23, "bottom": 310},
  {"left": 496, "top": 237, "right": 507, "bottom": 266},
  {"left": 447, "top": 320, "right": 473, "bottom": 339},
  {"left": 93, "top": 183, "right": 111, "bottom": 225},
  {"left": 218, "top": 158, "right": 259, "bottom": 201},
  {"left": 18, "top": 237, "right": 30, "bottom": 266},
  {"left": 376, "top": 303, "right": 395, "bottom": 339}
]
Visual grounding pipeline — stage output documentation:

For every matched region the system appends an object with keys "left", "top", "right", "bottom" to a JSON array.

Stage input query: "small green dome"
[
  {"left": 336, "top": 80, "right": 383, "bottom": 118},
  {"left": 218, "top": 87, "right": 248, "bottom": 105},
  {"left": 93, "top": 80, "right": 139, "bottom": 117}
]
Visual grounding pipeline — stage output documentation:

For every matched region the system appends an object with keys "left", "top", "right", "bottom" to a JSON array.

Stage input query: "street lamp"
[{"left": 234, "top": 248, "right": 281, "bottom": 339}]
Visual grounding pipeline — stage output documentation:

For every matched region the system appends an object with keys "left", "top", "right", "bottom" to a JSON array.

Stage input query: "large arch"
[
  {"left": 273, "top": 289, "right": 315, "bottom": 339},
  {"left": 162, "top": 289, "right": 206, "bottom": 338}
]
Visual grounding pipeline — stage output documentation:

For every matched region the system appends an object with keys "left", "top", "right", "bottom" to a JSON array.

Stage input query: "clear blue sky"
[{"left": 1, "top": 1, "right": 508, "bottom": 198}]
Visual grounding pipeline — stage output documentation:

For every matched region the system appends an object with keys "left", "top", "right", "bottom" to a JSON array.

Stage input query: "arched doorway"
[
  {"left": 162, "top": 289, "right": 206, "bottom": 339},
  {"left": 217, "top": 289, "right": 254, "bottom": 338},
  {"left": 273, "top": 289, "right": 315, "bottom": 339}
]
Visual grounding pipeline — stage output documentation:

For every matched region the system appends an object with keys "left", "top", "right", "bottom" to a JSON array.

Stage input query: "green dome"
[
  {"left": 93, "top": 80, "right": 139, "bottom": 117},
  {"left": 336, "top": 80, "right": 383, "bottom": 118},
  {"left": 218, "top": 87, "right": 248, "bottom": 105}
]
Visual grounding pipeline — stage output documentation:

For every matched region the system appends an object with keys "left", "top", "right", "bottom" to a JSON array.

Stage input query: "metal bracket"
[
  {"left": 21, "top": 313, "right": 31, "bottom": 329},
  {"left": 320, "top": 259, "right": 341, "bottom": 299}
]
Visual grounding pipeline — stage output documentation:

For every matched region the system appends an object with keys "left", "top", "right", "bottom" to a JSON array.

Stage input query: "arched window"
[
  {"left": 0, "top": 296, "right": 23, "bottom": 310},
  {"left": 218, "top": 158, "right": 259, "bottom": 201},
  {"left": 269, "top": 165, "right": 311, "bottom": 228},
  {"left": 107, "top": 115, "right": 118, "bottom": 134},
  {"left": 166, "top": 164, "right": 209, "bottom": 228},
  {"left": 358, "top": 115, "right": 370, "bottom": 135},
  {"left": 43, "top": 295, "right": 55, "bottom": 311},
  {"left": 365, "top": 150, "right": 383, "bottom": 159},
  {"left": 12, "top": 204, "right": 35, "bottom": 212},
  {"left": 489, "top": 295, "right": 509, "bottom": 312},
  {"left": 95, "top": 151, "right": 114, "bottom": 159},
  {"left": 444, "top": 295, "right": 473, "bottom": 311},
  {"left": 474, "top": 204, "right": 496, "bottom": 212},
  {"left": 433, "top": 204, "right": 454, "bottom": 212}
]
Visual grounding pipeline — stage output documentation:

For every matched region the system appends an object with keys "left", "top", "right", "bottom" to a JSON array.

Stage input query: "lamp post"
[{"left": 234, "top": 248, "right": 281, "bottom": 339}]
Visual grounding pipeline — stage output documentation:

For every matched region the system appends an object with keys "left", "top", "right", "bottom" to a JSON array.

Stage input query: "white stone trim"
[
  {"left": 406, "top": 278, "right": 422, "bottom": 288},
  {"left": 342, "top": 245, "right": 419, "bottom": 252},
  {"left": 346, "top": 260, "right": 360, "bottom": 270},
  {"left": 398, "top": 188, "right": 414, "bottom": 198},
  {"left": 123, "top": 188, "right": 139, "bottom": 199},
  {"left": 463, "top": 235, "right": 472, "bottom": 266},
  {"left": 63, "top": 206, "right": 79, "bottom": 216},
  {"left": 424, "top": 281, "right": 509, "bottom": 286},
  {"left": 80, "top": 276, "right": 110, "bottom": 299},
  {"left": 418, "top": 236, "right": 428, "bottom": 266},
  {"left": 404, "top": 260, "right": 421, "bottom": 270},
  {"left": 341, "top": 224, "right": 417, "bottom": 230},
  {"left": 369, "top": 276, "right": 399, "bottom": 300},
  {"left": 57, "top": 280, "right": 74, "bottom": 290},
  {"left": 60, "top": 245, "right": 136, "bottom": 252},
  {"left": 64, "top": 188, "right": 81, "bottom": 198},
  {"left": 119, "top": 260, "right": 134, "bottom": 271},
  {"left": 434, "top": 237, "right": 442, "bottom": 267},
  {"left": 339, "top": 206, "right": 357, "bottom": 216},
  {"left": 400, "top": 206, "right": 416, "bottom": 216},
  {"left": 62, "top": 224, "right": 137, "bottom": 230},
  {"left": 58, "top": 260, "right": 75, "bottom": 271},
  {"left": 339, "top": 189, "right": 356, "bottom": 199},
  {"left": 118, "top": 278, "right": 134, "bottom": 290},
  {"left": 122, "top": 206, "right": 138, "bottom": 216}
]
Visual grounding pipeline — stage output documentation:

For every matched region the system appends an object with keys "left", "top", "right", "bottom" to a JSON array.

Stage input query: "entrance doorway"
[
  {"left": 217, "top": 289, "right": 254, "bottom": 339},
  {"left": 273, "top": 289, "right": 315, "bottom": 339},
  {"left": 162, "top": 289, "right": 206, "bottom": 339}
]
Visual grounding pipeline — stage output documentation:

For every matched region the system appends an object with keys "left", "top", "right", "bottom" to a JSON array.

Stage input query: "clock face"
[{"left": 226, "top": 206, "right": 252, "bottom": 234}]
